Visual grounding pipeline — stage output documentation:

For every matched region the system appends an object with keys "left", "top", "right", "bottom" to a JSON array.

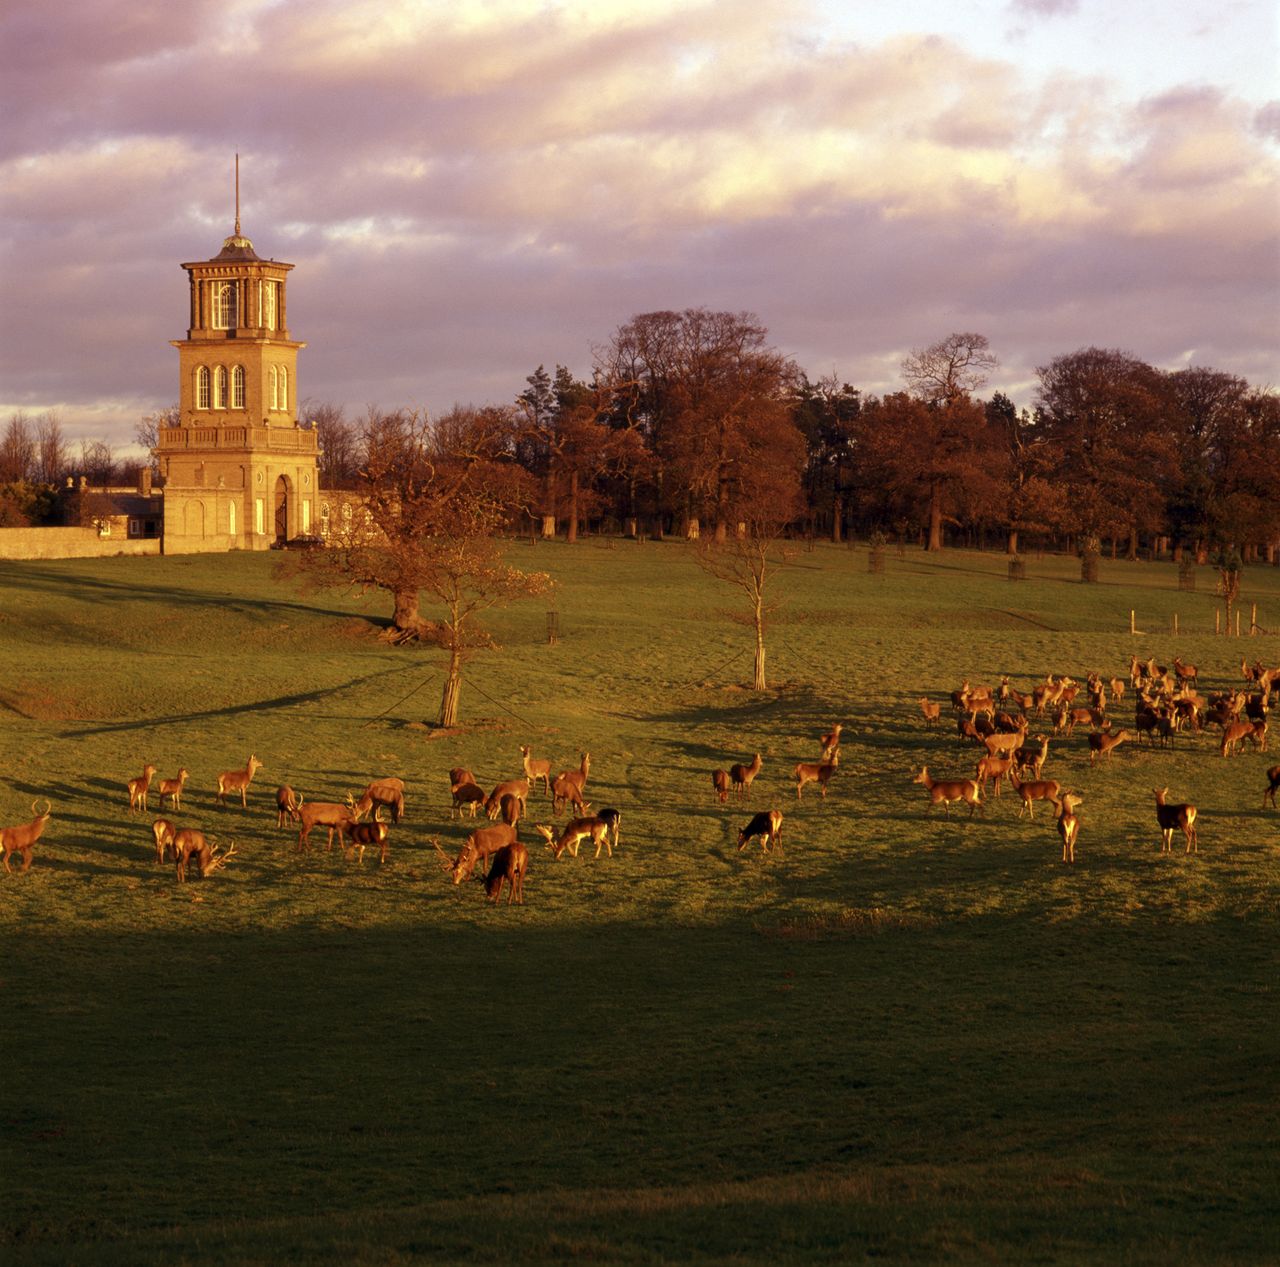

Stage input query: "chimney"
[{"left": 138, "top": 467, "right": 153, "bottom": 497}]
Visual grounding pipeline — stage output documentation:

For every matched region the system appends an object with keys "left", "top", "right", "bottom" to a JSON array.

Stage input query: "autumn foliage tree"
[{"left": 283, "top": 406, "right": 549, "bottom": 727}]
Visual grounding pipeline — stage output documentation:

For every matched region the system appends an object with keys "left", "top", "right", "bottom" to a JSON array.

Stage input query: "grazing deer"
[
  {"left": 1154, "top": 787, "right": 1197, "bottom": 853},
  {"left": 794, "top": 750, "right": 839, "bottom": 800},
  {"left": 1007, "top": 768, "right": 1061, "bottom": 820},
  {"left": 127, "top": 764, "right": 158, "bottom": 814},
  {"left": 1263, "top": 765, "right": 1280, "bottom": 810},
  {"left": 173, "top": 830, "right": 236, "bottom": 882},
  {"left": 552, "top": 753, "right": 590, "bottom": 814},
  {"left": 1013, "top": 734, "right": 1049, "bottom": 779},
  {"left": 737, "top": 809, "right": 783, "bottom": 852},
  {"left": 438, "top": 823, "right": 519, "bottom": 882},
  {"left": 217, "top": 754, "right": 262, "bottom": 809},
  {"left": 486, "top": 778, "right": 530, "bottom": 820},
  {"left": 1220, "top": 720, "right": 1255, "bottom": 758},
  {"left": 276, "top": 785, "right": 302, "bottom": 828},
  {"left": 339, "top": 809, "right": 390, "bottom": 864},
  {"left": 974, "top": 753, "right": 1014, "bottom": 798},
  {"left": 296, "top": 801, "right": 357, "bottom": 852},
  {"left": 1056, "top": 792, "right": 1083, "bottom": 865},
  {"left": 484, "top": 843, "right": 528, "bottom": 904},
  {"left": 350, "top": 777, "right": 406, "bottom": 823},
  {"left": 152, "top": 817, "right": 177, "bottom": 863},
  {"left": 1088, "top": 729, "right": 1130, "bottom": 764},
  {"left": 819, "top": 724, "right": 843, "bottom": 761},
  {"left": 451, "top": 781, "right": 486, "bottom": 818},
  {"left": 156, "top": 768, "right": 189, "bottom": 811},
  {"left": 498, "top": 792, "right": 524, "bottom": 826},
  {"left": 913, "top": 768, "right": 983, "bottom": 817},
  {"left": 919, "top": 698, "right": 942, "bottom": 729},
  {"left": 449, "top": 767, "right": 476, "bottom": 792},
  {"left": 957, "top": 716, "right": 984, "bottom": 746},
  {"left": 520, "top": 746, "right": 553, "bottom": 797},
  {"left": 729, "top": 753, "right": 763, "bottom": 801},
  {"left": 540, "top": 815, "right": 613, "bottom": 859},
  {"left": 1, "top": 799, "right": 52, "bottom": 874},
  {"left": 711, "top": 769, "right": 730, "bottom": 804}
]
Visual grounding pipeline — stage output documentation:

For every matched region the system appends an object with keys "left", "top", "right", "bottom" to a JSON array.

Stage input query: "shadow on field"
[
  {"left": 61, "top": 665, "right": 412, "bottom": 739},
  {"left": 0, "top": 563, "right": 363, "bottom": 625}
]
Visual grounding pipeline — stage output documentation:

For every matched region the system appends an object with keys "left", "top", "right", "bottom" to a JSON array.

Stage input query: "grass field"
[{"left": 3, "top": 541, "right": 1278, "bottom": 1265}]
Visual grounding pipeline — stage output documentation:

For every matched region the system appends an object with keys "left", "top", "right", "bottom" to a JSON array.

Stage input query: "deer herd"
[
  {"left": 2, "top": 654, "right": 1277, "bottom": 890},
  {"left": 914, "top": 656, "right": 1279, "bottom": 863}
]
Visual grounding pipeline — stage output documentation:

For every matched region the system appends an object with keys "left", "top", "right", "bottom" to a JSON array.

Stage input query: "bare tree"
[
  {"left": 135, "top": 406, "right": 178, "bottom": 475},
  {"left": 0, "top": 413, "right": 35, "bottom": 483},
  {"left": 78, "top": 439, "right": 118, "bottom": 486},
  {"left": 902, "top": 332, "right": 999, "bottom": 405},
  {"left": 34, "top": 412, "right": 69, "bottom": 486},
  {"left": 304, "top": 400, "right": 360, "bottom": 490}
]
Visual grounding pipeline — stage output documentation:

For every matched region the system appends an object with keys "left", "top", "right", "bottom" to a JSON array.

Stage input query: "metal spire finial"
[{"left": 234, "top": 153, "right": 241, "bottom": 236}]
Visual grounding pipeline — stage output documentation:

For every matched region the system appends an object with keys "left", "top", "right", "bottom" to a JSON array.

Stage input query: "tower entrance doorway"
[{"left": 274, "top": 475, "right": 288, "bottom": 543}]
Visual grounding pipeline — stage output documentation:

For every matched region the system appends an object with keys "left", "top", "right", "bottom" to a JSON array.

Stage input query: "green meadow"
[{"left": 2, "top": 542, "right": 1278, "bottom": 1265}]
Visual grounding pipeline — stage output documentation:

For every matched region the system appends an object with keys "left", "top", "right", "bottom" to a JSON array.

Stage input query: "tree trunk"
[
  {"left": 1127, "top": 528, "right": 1138, "bottom": 560},
  {"left": 1007, "top": 528, "right": 1019, "bottom": 555},
  {"left": 753, "top": 635, "right": 766, "bottom": 691},
  {"left": 438, "top": 647, "right": 463, "bottom": 727},
  {"left": 567, "top": 469, "right": 579, "bottom": 544},
  {"left": 926, "top": 483, "right": 943, "bottom": 552},
  {"left": 831, "top": 490, "right": 844, "bottom": 543},
  {"left": 392, "top": 588, "right": 421, "bottom": 632}
]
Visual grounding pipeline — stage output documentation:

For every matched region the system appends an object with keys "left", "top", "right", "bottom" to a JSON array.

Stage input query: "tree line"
[{"left": 305, "top": 316, "right": 1280, "bottom": 564}]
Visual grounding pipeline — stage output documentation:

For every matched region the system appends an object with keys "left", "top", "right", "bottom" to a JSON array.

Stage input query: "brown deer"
[
  {"left": 1056, "top": 791, "right": 1083, "bottom": 865},
  {"left": 1172, "top": 656, "right": 1198, "bottom": 689},
  {"left": 1, "top": 799, "right": 52, "bottom": 874},
  {"left": 339, "top": 809, "right": 390, "bottom": 865},
  {"left": 819, "top": 724, "right": 843, "bottom": 760},
  {"left": 919, "top": 698, "right": 942, "bottom": 729},
  {"left": 1263, "top": 765, "right": 1280, "bottom": 810},
  {"left": 537, "top": 815, "right": 612, "bottom": 860},
  {"left": 974, "top": 753, "right": 1014, "bottom": 798},
  {"left": 173, "top": 830, "right": 236, "bottom": 882},
  {"left": 438, "top": 823, "right": 519, "bottom": 883},
  {"left": 912, "top": 768, "right": 983, "bottom": 817},
  {"left": 1220, "top": 720, "right": 1255, "bottom": 758},
  {"left": 1008, "top": 768, "right": 1061, "bottom": 820},
  {"left": 275, "top": 785, "right": 302, "bottom": 828},
  {"left": 552, "top": 753, "right": 590, "bottom": 813},
  {"left": 484, "top": 842, "right": 528, "bottom": 904},
  {"left": 350, "top": 777, "right": 406, "bottom": 823},
  {"left": 983, "top": 720, "right": 1028, "bottom": 760},
  {"left": 794, "top": 750, "right": 839, "bottom": 800},
  {"left": 156, "top": 767, "right": 189, "bottom": 811},
  {"left": 1108, "top": 677, "right": 1126, "bottom": 704},
  {"left": 1013, "top": 734, "right": 1050, "bottom": 779},
  {"left": 711, "top": 769, "right": 731, "bottom": 804},
  {"left": 451, "top": 781, "right": 485, "bottom": 818},
  {"left": 1088, "top": 729, "right": 1129, "bottom": 764},
  {"left": 736, "top": 809, "right": 783, "bottom": 852},
  {"left": 296, "top": 800, "right": 357, "bottom": 852},
  {"left": 449, "top": 767, "right": 476, "bottom": 792},
  {"left": 127, "top": 764, "right": 158, "bottom": 814},
  {"left": 1154, "top": 787, "right": 1197, "bottom": 853},
  {"left": 729, "top": 753, "right": 763, "bottom": 801},
  {"left": 520, "top": 745, "right": 553, "bottom": 797},
  {"left": 498, "top": 792, "right": 524, "bottom": 826},
  {"left": 152, "top": 817, "right": 177, "bottom": 863},
  {"left": 217, "top": 754, "right": 262, "bottom": 809},
  {"left": 486, "top": 778, "right": 530, "bottom": 820}
]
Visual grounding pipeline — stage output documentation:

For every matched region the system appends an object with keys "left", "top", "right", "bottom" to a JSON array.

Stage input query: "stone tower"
[{"left": 158, "top": 187, "right": 319, "bottom": 552}]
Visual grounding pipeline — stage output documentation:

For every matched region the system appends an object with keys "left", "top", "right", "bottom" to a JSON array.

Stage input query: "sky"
[{"left": 1, "top": 0, "right": 1276, "bottom": 451}]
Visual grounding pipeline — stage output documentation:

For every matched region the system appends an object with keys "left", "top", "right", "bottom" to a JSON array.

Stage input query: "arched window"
[
  {"left": 196, "top": 366, "right": 210, "bottom": 410},
  {"left": 278, "top": 367, "right": 288, "bottom": 412},
  {"left": 268, "top": 367, "right": 278, "bottom": 410},
  {"left": 212, "top": 366, "right": 227, "bottom": 409},
  {"left": 212, "top": 281, "right": 237, "bottom": 330},
  {"left": 261, "top": 281, "right": 277, "bottom": 330},
  {"left": 231, "top": 366, "right": 245, "bottom": 409}
]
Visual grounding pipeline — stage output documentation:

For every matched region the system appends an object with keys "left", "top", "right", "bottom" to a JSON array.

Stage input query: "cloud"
[
  {"left": 1008, "top": 0, "right": 1081, "bottom": 16},
  {"left": 0, "top": 0, "right": 1275, "bottom": 445}
]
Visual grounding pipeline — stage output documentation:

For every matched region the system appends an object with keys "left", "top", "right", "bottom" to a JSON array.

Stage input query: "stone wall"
[{"left": 0, "top": 526, "right": 162, "bottom": 561}]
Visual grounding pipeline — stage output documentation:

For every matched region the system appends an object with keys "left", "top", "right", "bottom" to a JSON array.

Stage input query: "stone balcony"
[{"left": 158, "top": 425, "right": 318, "bottom": 455}]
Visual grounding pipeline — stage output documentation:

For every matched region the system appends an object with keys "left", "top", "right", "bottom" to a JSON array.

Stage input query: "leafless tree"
[
  {"left": 0, "top": 413, "right": 35, "bottom": 483},
  {"left": 902, "top": 332, "right": 999, "bottom": 405},
  {"left": 34, "top": 412, "right": 69, "bottom": 485}
]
